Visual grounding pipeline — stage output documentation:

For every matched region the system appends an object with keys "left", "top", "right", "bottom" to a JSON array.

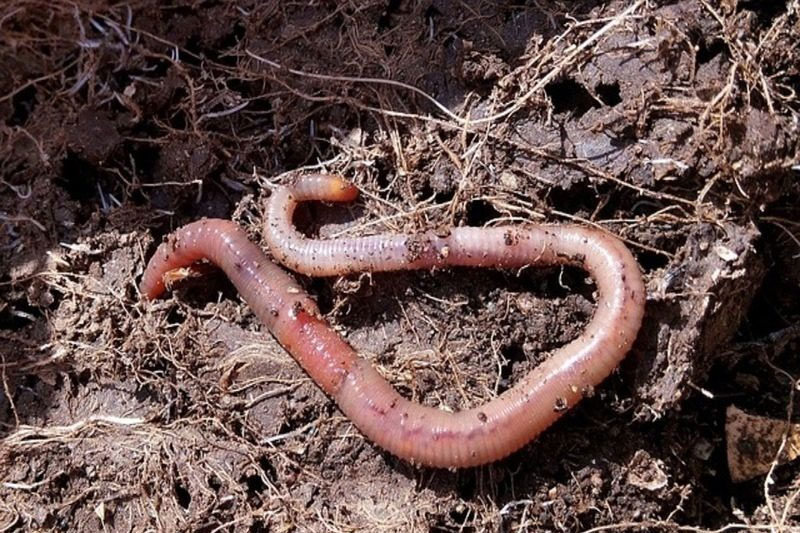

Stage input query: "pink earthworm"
[{"left": 141, "top": 174, "right": 645, "bottom": 468}]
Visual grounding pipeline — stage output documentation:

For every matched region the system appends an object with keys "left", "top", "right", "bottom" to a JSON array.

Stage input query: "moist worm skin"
[{"left": 141, "top": 174, "right": 645, "bottom": 468}]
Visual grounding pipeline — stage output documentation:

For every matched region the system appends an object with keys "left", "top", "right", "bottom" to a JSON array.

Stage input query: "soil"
[{"left": 1, "top": 1, "right": 799, "bottom": 531}]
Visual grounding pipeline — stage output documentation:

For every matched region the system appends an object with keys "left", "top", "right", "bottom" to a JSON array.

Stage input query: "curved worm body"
[{"left": 141, "top": 174, "right": 645, "bottom": 468}]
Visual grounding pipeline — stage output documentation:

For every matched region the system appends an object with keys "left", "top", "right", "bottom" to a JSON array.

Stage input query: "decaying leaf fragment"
[{"left": 726, "top": 405, "right": 800, "bottom": 482}]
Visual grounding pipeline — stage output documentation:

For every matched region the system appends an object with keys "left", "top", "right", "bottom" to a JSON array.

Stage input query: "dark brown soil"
[{"left": 1, "top": 1, "right": 799, "bottom": 531}]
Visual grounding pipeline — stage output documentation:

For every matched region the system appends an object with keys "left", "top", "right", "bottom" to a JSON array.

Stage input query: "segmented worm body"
[{"left": 141, "top": 174, "right": 645, "bottom": 468}]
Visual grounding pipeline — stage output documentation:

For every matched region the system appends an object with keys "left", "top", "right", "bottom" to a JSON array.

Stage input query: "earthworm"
[{"left": 141, "top": 174, "right": 645, "bottom": 468}]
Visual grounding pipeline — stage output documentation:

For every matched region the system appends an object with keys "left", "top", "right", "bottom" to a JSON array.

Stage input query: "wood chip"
[{"left": 726, "top": 405, "right": 800, "bottom": 482}]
